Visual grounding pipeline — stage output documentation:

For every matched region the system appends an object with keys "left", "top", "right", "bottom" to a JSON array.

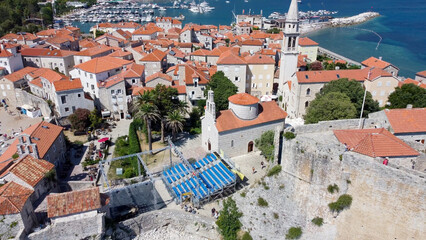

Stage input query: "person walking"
[
  {"left": 261, "top": 161, "right": 265, "bottom": 169},
  {"left": 252, "top": 167, "right": 256, "bottom": 174}
]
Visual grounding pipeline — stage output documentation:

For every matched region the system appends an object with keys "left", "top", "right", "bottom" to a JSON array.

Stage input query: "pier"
[{"left": 318, "top": 46, "right": 361, "bottom": 66}]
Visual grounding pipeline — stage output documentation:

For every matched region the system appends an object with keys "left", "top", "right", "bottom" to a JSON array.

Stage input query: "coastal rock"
[{"left": 331, "top": 12, "right": 380, "bottom": 26}]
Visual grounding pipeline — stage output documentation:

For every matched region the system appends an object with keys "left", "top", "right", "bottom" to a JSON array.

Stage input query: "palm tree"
[
  {"left": 135, "top": 102, "right": 160, "bottom": 152},
  {"left": 176, "top": 100, "right": 189, "bottom": 115},
  {"left": 166, "top": 110, "right": 184, "bottom": 141}
]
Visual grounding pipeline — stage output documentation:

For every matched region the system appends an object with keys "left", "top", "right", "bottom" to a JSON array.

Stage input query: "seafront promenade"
[{"left": 318, "top": 46, "right": 361, "bottom": 66}]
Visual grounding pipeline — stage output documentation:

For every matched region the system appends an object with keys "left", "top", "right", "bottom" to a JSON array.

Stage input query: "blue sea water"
[{"left": 74, "top": 0, "right": 426, "bottom": 77}]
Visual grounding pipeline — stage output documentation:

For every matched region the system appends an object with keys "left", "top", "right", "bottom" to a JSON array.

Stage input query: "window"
[
  {"left": 61, "top": 95, "right": 67, "bottom": 104},
  {"left": 264, "top": 65, "right": 268, "bottom": 70},
  {"left": 65, "top": 107, "right": 69, "bottom": 112},
  {"left": 266, "top": 83, "right": 270, "bottom": 88},
  {"left": 259, "top": 83, "right": 263, "bottom": 88},
  {"left": 86, "top": 83, "right": 89, "bottom": 88},
  {"left": 132, "top": 79, "right": 137, "bottom": 84},
  {"left": 386, "top": 81, "right": 391, "bottom": 86},
  {"left": 231, "top": 140, "right": 234, "bottom": 147},
  {"left": 85, "top": 72, "right": 87, "bottom": 77},
  {"left": 0, "top": 84, "right": 3, "bottom": 90},
  {"left": 377, "top": 81, "right": 382, "bottom": 87},
  {"left": 306, "top": 88, "right": 311, "bottom": 95},
  {"left": 78, "top": 94, "right": 81, "bottom": 98},
  {"left": 90, "top": 74, "right": 93, "bottom": 79},
  {"left": 380, "top": 90, "right": 385, "bottom": 96},
  {"left": 305, "top": 101, "right": 309, "bottom": 108},
  {"left": 111, "top": 90, "right": 115, "bottom": 94},
  {"left": 91, "top": 84, "right": 94, "bottom": 90},
  {"left": 259, "top": 74, "right": 263, "bottom": 79},
  {"left": 60, "top": 63, "right": 63, "bottom": 66},
  {"left": 235, "top": 76, "right": 240, "bottom": 82},
  {"left": 372, "top": 91, "right": 377, "bottom": 96},
  {"left": 117, "top": 89, "right": 122, "bottom": 94}
]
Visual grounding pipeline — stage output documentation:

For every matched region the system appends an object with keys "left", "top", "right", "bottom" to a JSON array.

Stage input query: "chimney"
[
  {"left": 406, "top": 104, "right": 413, "bottom": 109},
  {"left": 379, "top": 56, "right": 382, "bottom": 60}
]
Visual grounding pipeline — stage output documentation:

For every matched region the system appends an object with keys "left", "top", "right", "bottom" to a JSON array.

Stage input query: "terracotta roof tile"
[
  {"left": 146, "top": 72, "right": 172, "bottom": 83},
  {"left": 416, "top": 71, "right": 426, "bottom": 77},
  {"left": 47, "top": 187, "right": 102, "bottom": 218},
  {"left": 217, "top": 50, "right": 247, "bottom": 65},
  {"left": 361, "top": 56, "right": 397, "bottom": 70},
  {"left": 228, "top": 93, "right": 259, "bottom": 105},
  {"left": 298, "top": 37, "right": 319, "bottom": 46},
  {"left": 7, "top": 155, "right": 54, "bottom": 187},
  {"left": 75, "top": 45, "right": 113, "bottom": 56},
  {"left": 398, "top": 78, "right": 426, "bottom": 89},
  {"left": 244, "top": 54, "right": 275, "bottom": 64},
  {"left": 74, "top": 56, "right": 132, "bottom": 74},
  {"left": 132, "top": 86, "right": 153, "bottom": 96},
  {"left": 384, "top": 108, "right": 426, "bottom": 134},
  {"left": 123, "top": 63, "right": 145, "bottom": 78},
  {"left": 139, "top": 49, "right": 167, "bottom": 62},
  {"left": 216, "top": 101, "right": 287, "bottom": 132},
  {"left": 296, "top": 68, "right": 391, "bottom": 84},
  {"left": 21, "top": 48, "right": 76, "bottom": 57},
  {"left": 0, "top": 182, "right": 33, "bottom": 215},
  {"left": 54, "top": 78, "right": 83, "bottom": 92},
  {"left": 334, "top": 128, "right": 419, "bottom": 158},
  {"left": 3, "top": 67, "right": 38, "bottom": 82}
]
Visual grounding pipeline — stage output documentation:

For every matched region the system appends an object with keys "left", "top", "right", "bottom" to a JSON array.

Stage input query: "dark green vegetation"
[
  {"left": 255, "top": 131, "right": 275, "bottom": 161},
  {"left": 68, "top": 108, "right": 91, "bottom": 131},
  {"left": 205, "top": 71, "right": 238, "bottom": 111},
  {"left": 257, "top": 197, "right": 268, "bottom": 207},
  {"left": 328, "top": 194, "right": 353, "bottom": 213},
  {"left": 241, "top": 232, "right": 253, "bottom": 240},
  {"left": 286, "top": 227, "right": 302, "bottom": 239},
  {"left": 283, "top": 131, "right": 296, "bottom": 140},
  {"left": 0, "top": 0, "right": 45, "bottom": 35},
  {"left": 305, "top": 78, "right": 380, "bottom": 123},
  {"left": 388, "top": 83, "right": 426, "bottom": 108},
  {"left": 216, "top": 197, "right": 243, "bottom": 240},
  {"left": 267, "top": 165, "right": 282, "bottom": 177},
  {"left": 311, "top": 217, "right": 324, "bottom": 226},
  {"left": 327, "top": 184, "right": 340, "bottom": 194},
  {"left": 54, "top": 0, "right": 97, "bottom": 16}
]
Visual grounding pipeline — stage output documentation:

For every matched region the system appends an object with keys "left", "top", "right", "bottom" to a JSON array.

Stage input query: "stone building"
[
  {"left": 21, "top": 48, "right": 76, "bottom": 76},
  {"left": 245, "top": 54, "right": 275, "bottom": 97},
  {"left": 0, "top": 67, "right": 38, "bottom": 108},
  {"left": 298, "top": 37, "right": 319, "bottom": 62},
  {"left": 217, "top": 50, "right": 249, "bottom": 94},
  {"left": 415, "top": 70, "right": 426, "bottom": 83},
  {"left": 361, "top": 56, "right": 399, "bottom": 77},
  {"left": 202, "top": 92, "right": 286, "bottom": 158},
  {"left": 0, "top": 43, "right": 24, "bottom": 74}
]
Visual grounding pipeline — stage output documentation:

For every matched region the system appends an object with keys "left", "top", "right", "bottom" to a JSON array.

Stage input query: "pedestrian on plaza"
[
  {"left": 252, "top": 167, "right": 256, "bottom": 174},
  {"left": 261, "top": 161, "right": 265, "bottom": 169}
]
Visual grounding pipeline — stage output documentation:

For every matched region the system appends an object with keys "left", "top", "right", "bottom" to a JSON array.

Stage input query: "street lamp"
[{"left": 358, "top": 67, "right": 375, "bottom": 129}]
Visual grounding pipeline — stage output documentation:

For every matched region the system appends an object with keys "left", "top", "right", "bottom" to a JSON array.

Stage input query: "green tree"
[
  {"left": 166, "top": 110, "right": 184, "bottom": 141},
  {"left": 88, "top": 109, "right": 102, "bottom": 129},
  {"left": 388, "top": 83, "right": 426, "bottom": 108},
  {"left": 205, "top": 71, "right": 238, "bottom": 111},
  {"left": 135, "top": 103, "right": 160, "bottom": 151},
  {"left": 255, "top": 131, "right": 275, "bottom": 161},
  {"left": 41, "top": 3, "right": 54, "bottom": 26},
  {"left": 216, "top": 197, "right": 243, "bottom": 240},
  {"left": 305, "top": 92, "right": 357, "bottom": 124},
  {"left": 68, "top": 108, "right": 91, "bottom": 131},
  {"left": 318, "top": 78, "right": 379, "bottom": 117}
]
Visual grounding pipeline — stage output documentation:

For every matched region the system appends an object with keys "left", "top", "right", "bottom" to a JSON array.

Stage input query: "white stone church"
[{"left": 201, "top": 91, "right": 287, "bottom": 158}]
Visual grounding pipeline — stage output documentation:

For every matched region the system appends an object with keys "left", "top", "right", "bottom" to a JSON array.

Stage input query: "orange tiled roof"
[
  {"left": 398, "top": 78, "right": 426, "bottom": 89},
  {"left": 3, "top": 67, "right": 38, "bottom": 82},
  {"left": 298, "top": 37, "right": 319, "bottom": 46},
  {"left": 0, "top": 181, "right": 33, "bottom": 215},
  {"left": 132, "top": 86, "right": 153, "bottom": 96},
  {"left": 334, "top": 128, "right": 419, "bottom": 158},
  {"left": 361, "top": 56, "right": 396, "bottom": 70},
  {"left": 54, "top": 78, "right": 83, "bottom": 92},
  {"left": 21, "top": 48, "right": 75, "bottom": 57},
  {"left": 123, "top": 63, "right": 145, "bottom": 78},
  {"left": 241, "top": 39, "right": 263, "bottom": 46},
  {"left": 182, "top": 64, "right": 209, "bottom": 85},
  {"left": 98, "top": 73, "right": 125, "bottom": 88},
  {"left": 47, "top": 187, "right": 102, "bottom": 218},
  {"left": 79, "top": 39, "right": 100, "bottom": 49},
  {"left": 244, "top": 54, "right": 275, "bottom": 64},
  {"left": 216, "top": 101, "right": 287, "bottom": 132},
  {"left": 139, "top": 49, "right": 167, "bottom": 62},
  {"left": 296, "top": 68, "right": 391, "bottom": 84},
  {"left": 108, "top": 49, "right": 132, "bottom": 58},
  {"left": 0, "top": 48, "right": 13, "bottom": 57},
  {"left": 171, "top": 85, "right": 186, "bottom": 94},
  {"left": 416, "top": 70, "right": 426, "bottom": 77},
  {"left": 75, "top": 45, "right": 113, "bottom": 56},
  {"left": 6, "top": 155, "right": 54, "bottom": 187},
  {"left": 28, "top": 68, "right": 66, "bottom": 83},
  {"left": 384, "top": 108, "right": 426, "bottom": 134},
  {"left": 146, "top": 72, "right": 172, "bottom": 83},
  {"left": 74, "top": 56, "right": 132, "bottom": 74},
  {"left": 191, "top": 48, "right": 211, "bottom": 56},
  {"left": 217, "top": 50, "right": 247, "bottom": 65},
  {"left": 228, "top": 93, "right": 259, "bottom": 105}
]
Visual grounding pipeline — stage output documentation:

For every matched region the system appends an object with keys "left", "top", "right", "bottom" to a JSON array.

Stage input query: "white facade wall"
[
  {"left": 217, "top": 65, "right": 248, "bottom": 93},
  {"left": 132, "top": 33, "right": 157, "bottom": 41},
  {"left": 55, "top": 89, "right": 94, "bottom": 117},
  {"left": 0, "top": 54, "right": 24, "bottom": 74},
  {"left": 229, "top": 102, "right": 258, "bottom": 120},
  {"left": 240, "top": 45, "right": 262, "bottom": 54}
]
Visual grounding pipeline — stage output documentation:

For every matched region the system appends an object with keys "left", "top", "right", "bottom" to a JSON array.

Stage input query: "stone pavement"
[
  {"left": 231, "top": 151, "right": 269, "bottom": 186},
  {"left": 0, "top": 108, "right": 43, "bottom": 155}
]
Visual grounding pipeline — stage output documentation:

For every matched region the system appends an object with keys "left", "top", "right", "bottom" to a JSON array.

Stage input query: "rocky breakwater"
[{"left": 331, "top": 12, "right": 380, "bottom": 27}]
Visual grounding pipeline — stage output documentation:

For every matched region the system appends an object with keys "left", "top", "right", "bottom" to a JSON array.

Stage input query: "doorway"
[
  {"left": 208, "top": 140, "right": 211, "bottom": 151},
  {"left": 248, "top": 141, "right": 254, "bottom": 152}
]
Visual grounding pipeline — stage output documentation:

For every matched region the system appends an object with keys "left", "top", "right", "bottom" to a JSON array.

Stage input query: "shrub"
[
  {"left": 279, "top": 184, "right": 285, "bottom": 190},
  {"left": 267, "top": 165, "right": 282, "bottom": 177},
  {"left": 10, "top": 221, "right": 18, "bottom": 228},
  {"left": 68, "top": 108, "right": 91, "bottom": 131},
  {"left": 257, "top": 197, "right": 268, "bottom": 207},
  {"left": 327, "top": 184, "right": 339, "bottom": 194},
  {"left": 12, "top": 153, "right": 19, "bottom": 160},
  {"left": 189, "top": 127, "right": 201, "bottom": 135},
  {"left": 273, "top": 212, "right": 279, "bottom": 219},
  {"left": 255, "top": 131, "right": 275, "bottom": 161},
  {"left": 216, "top": 197, "right": 243, "bottom": 240},
  {"left": 262, "top": 181, "right": 270, "bottom": 190},
  {"left": 286, "top": 227, "right": 302, "bottom": 239},
  {"left": 128, "top": 120, "right": 141, "bottom": 154},
  {"left": 346, "top": 179, "right": 351, "bottom": 184},
  {"left": 283, "top": 132, "right": 296, "bottom": 140},
  {"left": 241, "top": 232, "right": 253, "bottom": 240},
  {"left": 123, "top": 168, "right": 137, "bottom": 179},
  {"left": 240, "top": 192, "right": 246, "bottom": 198},
  {"left": 328, "top": 194, "right": 353, "bottom": 213},
  {"left": 311, "top": 217, "right": 323, "bottom": 226},
  {"left": 339, "top": 154, "right": 343, "bottom": 161}
]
